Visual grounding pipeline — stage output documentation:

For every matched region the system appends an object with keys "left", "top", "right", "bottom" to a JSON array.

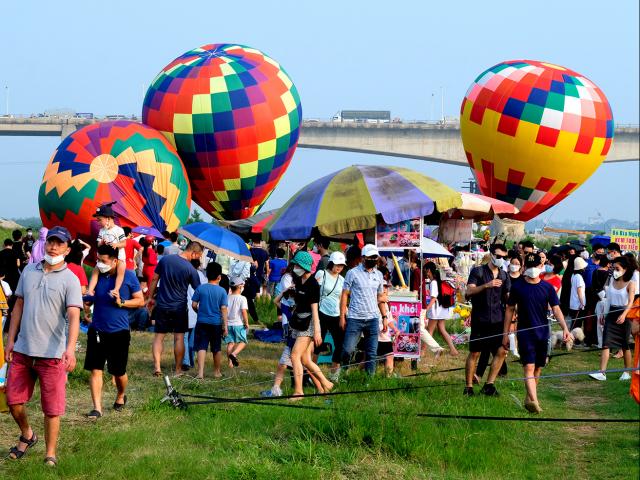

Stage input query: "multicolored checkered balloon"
[
  {"left": 460, "top": 60, "right": 614, "bottom": 221},
  {"left": 39, "top": 121, "right": 192, "bottom": 242},
  {"left": 142, "top": 44, "right": 302, "bottom": 220}
]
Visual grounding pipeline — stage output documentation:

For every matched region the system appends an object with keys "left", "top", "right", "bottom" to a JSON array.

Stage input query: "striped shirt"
[{"left": 343, "top": 264, "right": 384, "bottom": 319}]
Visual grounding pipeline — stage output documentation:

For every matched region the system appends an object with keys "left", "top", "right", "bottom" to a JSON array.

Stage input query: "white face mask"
[
  {"left": 293, "top": 266, "right": 306, "bottom": 277},
  {"left": 491, "top": 254, "right": 504, "bottom": 269},
  {"left": 509, "top": 264, "right": 520, "bottom": 273},
  {"left": 44, "top": 254, "right": 65, "bottom": 266},
  {"left": 96, "top": 261, "right": 114, "bottom": 274},
  {"left": 524, "top": 267, "right": 541, "bottom": 278},
  {"left": 612, "top": 270, "right": 623, "bottom": 280},
  {"left": 606, "top": 253, "right": 615, "bottom": 260}
]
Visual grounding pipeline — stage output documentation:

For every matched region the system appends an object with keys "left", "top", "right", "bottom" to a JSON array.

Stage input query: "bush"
[{"left": 255, "top": 295, "right": 278, "bottom": 328}]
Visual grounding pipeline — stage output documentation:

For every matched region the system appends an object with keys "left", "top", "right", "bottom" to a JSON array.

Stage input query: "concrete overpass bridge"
[{"left": 0, "top": 116, "right": 638, "bottom": 165}]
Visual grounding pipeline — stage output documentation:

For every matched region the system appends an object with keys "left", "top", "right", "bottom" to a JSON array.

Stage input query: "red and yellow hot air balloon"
[{"left": 461, "top": 60, "right": 614, "bottom": 221}]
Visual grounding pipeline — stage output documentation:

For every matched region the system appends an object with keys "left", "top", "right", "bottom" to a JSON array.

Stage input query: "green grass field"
[{"left": 1, "top": 322, "right": 638, "bottom": 479}]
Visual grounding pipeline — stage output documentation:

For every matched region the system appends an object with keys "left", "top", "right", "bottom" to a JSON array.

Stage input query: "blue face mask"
[{"left": 544, "top": 265, "right": 553, "bottom": 274}]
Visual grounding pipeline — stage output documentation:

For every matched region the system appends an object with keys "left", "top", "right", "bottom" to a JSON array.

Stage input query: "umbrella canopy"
[
  {"left": 132, "top": 226, "right": 164, "bottom": 239},
  {"left": 178, "top": 222, "right": 252, "bottom": 262},
  {"left": 443, "top": 192, "right": 519, "bottom": 221},
  {"left": 263, "top": 165, "right": 462, "bottom": 240},
  {"left": 222, "top": 210, "right": 277, "bottom": 237},
  {"left": 380, "top": 237, "right": 453, "bottom": 258}
]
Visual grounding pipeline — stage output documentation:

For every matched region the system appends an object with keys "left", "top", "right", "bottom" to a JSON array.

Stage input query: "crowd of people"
[{"left": 1, "top": 210, "right": 638, "bottom": 465}]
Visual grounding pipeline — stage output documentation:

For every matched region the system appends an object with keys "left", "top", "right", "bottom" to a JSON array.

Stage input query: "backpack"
[{"left": 439, "top": 281, "right": 456, "bottom": 308}]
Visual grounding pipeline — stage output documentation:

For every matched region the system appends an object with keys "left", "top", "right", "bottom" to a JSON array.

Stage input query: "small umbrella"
[
  {"left": 263, "top": 165, "right": 462, "bottom": 240},
  {"left": 380, "top": 237, "right": 453, "bottom": 258},
  {"left": 222, "top": 210, "right": 277, "bottom": 236},
  {"left": 132, "top": 226, "right": 164, "bottom": 239},
  {"left": 442, "top": 192, "right": 519, "bottom": 221},
  {"left": 178, "top": 222, "right": 252, "bottom": 262}
]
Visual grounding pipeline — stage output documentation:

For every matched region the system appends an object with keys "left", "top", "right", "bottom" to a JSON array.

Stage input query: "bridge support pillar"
[{"left": 61, "top": 124, "right": 77, "bottom": 139}]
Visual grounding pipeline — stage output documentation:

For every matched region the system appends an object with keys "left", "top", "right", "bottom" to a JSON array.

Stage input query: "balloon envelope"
[
  {"left": 39, "top": 121, "right": 192, "bottom": 242},
  {"left": 460, "top": 60, "right": 614, "bottom": 221},
  {"left": 142, "top": 43, "right": 302, "bottom": 220}
]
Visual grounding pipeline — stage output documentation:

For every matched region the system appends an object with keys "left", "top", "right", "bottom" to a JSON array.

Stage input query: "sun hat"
[
  {"left": 93, "top": 202, "right": 117, "bottom": 218},
  {"left": 291, "top": 251, "right": 313, "bottom": 272},
  {"left": 573, "top": 257, "right": 588, "bottom": 271},
  {"left": 229, "top": 276, "right": 245, "bottom": 287},
  {"left": 329, "top": 251, "right": 347, "bottom": 266}
]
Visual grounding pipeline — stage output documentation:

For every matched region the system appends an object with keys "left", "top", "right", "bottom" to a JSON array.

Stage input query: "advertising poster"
[
  {"left": 610, "top": 228, "right": 639, "bottom": 252},
  {"left": 390, "top": 300, "right": 421, "bottom": 359},
  {"left": 376, "top": 217, "right": 421, "bottom": 248}
]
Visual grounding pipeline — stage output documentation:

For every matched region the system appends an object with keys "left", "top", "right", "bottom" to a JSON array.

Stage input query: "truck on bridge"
[{"left": 331, "top": 110, "right": 391, "bottom": 123}]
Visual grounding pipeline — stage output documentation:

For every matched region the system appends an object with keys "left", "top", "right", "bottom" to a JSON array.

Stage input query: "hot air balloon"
[
  {"left": 39, "top": 121, "right": 192, "bottom": 243},
  {"left": 460, "top": 60, "right": 614, "bottom": 221},
  {"left": 142, "top": 43, "right": 302, "bottom": 220}
]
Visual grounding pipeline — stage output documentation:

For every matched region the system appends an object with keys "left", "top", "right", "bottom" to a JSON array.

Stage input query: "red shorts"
[{"left": 6, "top": 352, "right": 66, "bottom": 416}]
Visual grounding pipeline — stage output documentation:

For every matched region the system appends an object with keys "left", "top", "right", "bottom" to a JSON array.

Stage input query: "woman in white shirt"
[
  {"left": 569, "top": 257, "right": 588, "bottom": 329},
  {"left": 424, "top": 262, "right": 458, "bottom": 356},
  {"left": 313, "top": 252, "right": 346, "bottom": 378},
  {"left": 589, "top": 256, "right": 637, "bottom": 381}
]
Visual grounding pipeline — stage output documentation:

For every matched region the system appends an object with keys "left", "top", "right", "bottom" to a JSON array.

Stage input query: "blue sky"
[{"left": 0, "top": 1, "right": 638, "bottom": 222}]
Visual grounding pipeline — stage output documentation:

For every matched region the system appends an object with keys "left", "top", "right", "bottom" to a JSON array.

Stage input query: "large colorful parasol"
[
  {"left": 263, "top": 165, "right": 461, "bottom": 240},
  {"left": 178, "top": 222, "right": 252, "bottom": 262}
]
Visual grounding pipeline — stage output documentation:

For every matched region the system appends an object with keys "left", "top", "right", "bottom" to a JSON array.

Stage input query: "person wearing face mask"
[
  {"left": 504, "top": 253, "right": 571, "bottom": 413},
  {"left": 463, "top": 243, "right": 511, "bottom": 397},
  {"left": 288, "top": 251, "right": 334, "bottom": 397},
  {"left": 340, "top": 244, "right": 388, "bottom": 376},
  {"left": 4, "top": 226, "right": 83, "bottom": 466},
  {"left": 568, "top": 257, "right": 588, "bottom": 330},
  {"left": 22, "top": 228, "right": 35, "bottom": 263},
  {"left": 508, "top": 255, "right": 523, "bottom": 282},
  {"left": 589, "top": 257, "right": 637, "bottom": 382},
  {"left": 606, "top": 242, "right": 621, "bottom": 263},
  {"left": 83, "top": 245, "right": 144, "bottom": 420},
  {"left": 147, "top": 241, "right": 203, "bottom": 377}
]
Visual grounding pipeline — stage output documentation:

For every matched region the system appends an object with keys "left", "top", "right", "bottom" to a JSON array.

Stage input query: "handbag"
[{"left": 289, "top": 310, "right": 311, "bottom": 331}]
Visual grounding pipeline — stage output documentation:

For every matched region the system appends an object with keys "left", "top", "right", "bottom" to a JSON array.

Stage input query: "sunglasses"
[{"left": 493, "top": 254, "right": 507, "bottom": 260}]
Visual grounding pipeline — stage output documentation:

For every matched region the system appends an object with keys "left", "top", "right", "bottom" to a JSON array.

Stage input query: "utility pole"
[
  {"left": 4, "top": 86, "right": 8, "bottom": 116},
  {"left": 430, "top": 93, "right": 434, "bottom": 122},
  {"left": 462, "top": 177, "right": 479, "bottom": 194},
  {"left": 440, "top": 86, "right": 444, "bottom": 124}
]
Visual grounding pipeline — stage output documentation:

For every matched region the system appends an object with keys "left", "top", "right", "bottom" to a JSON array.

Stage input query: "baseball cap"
[
  {"left": 524, "top": 253, "right": 542, "bottom": 269},
  {"left": 46, "top": 226, "right": 72, "bottom": 243},
  {"left": 361, "top": 244, "right": 379, "bottom": 258},
  {"left": 229, "top": 276, "right": 245, "bottom": 287},
  {"left": 329, "top": 251, "right": 347, "bottom": 266}
]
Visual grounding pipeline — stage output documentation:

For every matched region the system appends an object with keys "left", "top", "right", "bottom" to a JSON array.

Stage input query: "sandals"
[
  {"left": 86, "top": 410, "right": 102, "bottom": 420},
  {"left": 44, "top": 456, "right": 58, "bottom": 467},
  {"left": 153, "top": 371, "right": 163, "bottom": 377},
  {"left": 113, "top": 395, "right": 128, "bottom": 412},
  {"left": 228, "top": 353, "right": 239, "bottom": 367},
  {"left": 7, "top": 432, "right": 38, "bottom": 460}
]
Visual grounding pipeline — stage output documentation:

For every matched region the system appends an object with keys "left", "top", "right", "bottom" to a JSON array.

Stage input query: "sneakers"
[
  {"left": 619, "top": 372, "right": 631, "bottom": 381},
  {"left": 589, "top": 372, "right": 607, "bottom": 381},
  {"left": 260, "top": 386, "right": 283, "bottom": 397},
  {"left": 480, "top": 383, "right": 500, "bottom": 397},
  {"left": 463, "top": 386, "right": 474, "bottom": 397}
]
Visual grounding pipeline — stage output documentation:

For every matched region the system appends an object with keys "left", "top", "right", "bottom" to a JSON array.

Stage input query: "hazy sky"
[{"left": 1, "top": 1, "right": 638, "bottom": 223}]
